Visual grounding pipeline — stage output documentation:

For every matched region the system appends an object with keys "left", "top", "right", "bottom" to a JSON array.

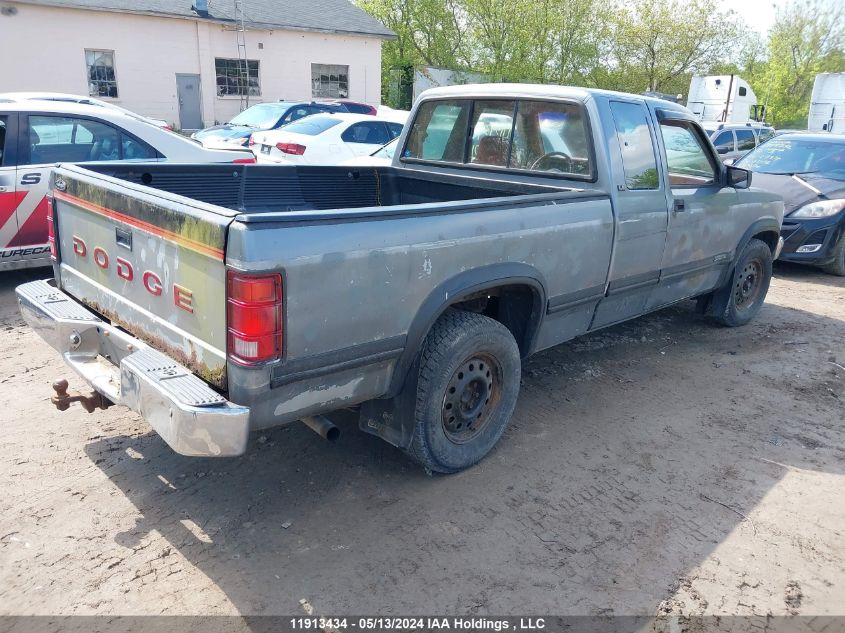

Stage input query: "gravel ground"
[{"left": 0, "top": 264, "right": 842, "bottom": 617}]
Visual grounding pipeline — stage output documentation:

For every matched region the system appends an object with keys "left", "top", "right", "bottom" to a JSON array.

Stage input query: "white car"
[
  {"left": 0, "top": 100, "right": 254, "bottom": 271},
  {"left": 340, "top": 136, "right": 399, "bottom": 166},
  {"left": 0, "top": 91, "right": 172, "bottom": 130},
  {"left": 250, "top": 112, "right": 406, "bottom": 165}
]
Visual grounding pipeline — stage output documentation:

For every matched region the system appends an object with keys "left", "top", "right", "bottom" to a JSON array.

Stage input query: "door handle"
[
  {"left": 673, "top": 199, "right": 686, "bottom": 212},
  {"left": 0, "top": 186, "right": 7, "bottom": 192}
]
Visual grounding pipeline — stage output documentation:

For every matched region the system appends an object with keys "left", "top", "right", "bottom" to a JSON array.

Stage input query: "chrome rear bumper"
[{"left": 16, "top": 279, "right": 249, "bottom": 457}]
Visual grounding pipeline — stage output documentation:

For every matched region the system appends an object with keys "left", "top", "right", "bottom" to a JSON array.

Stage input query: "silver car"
[{"left": 705, "top": 122, "right": 775, "bottom": 161}]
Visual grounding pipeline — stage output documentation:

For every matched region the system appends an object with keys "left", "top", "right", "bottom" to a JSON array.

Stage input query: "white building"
[{"left": 0, "top": 0, "right": 394, "bottom": 129}]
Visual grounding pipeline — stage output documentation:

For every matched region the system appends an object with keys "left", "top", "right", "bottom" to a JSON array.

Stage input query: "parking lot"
[{"left": 0, "top": 264, "right": 842, "bottom": 616}]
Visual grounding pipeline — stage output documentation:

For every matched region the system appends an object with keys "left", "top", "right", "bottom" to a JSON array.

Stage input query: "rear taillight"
[
  {"left": 275, "top": 142, "right": 306, "bottom": 155},
  {"left": 46, "top": 194, "right": 56, "bottom": 260},
  {"left": 232, "top": 156, "right": 256, "bottom": 164},
  {"left": 227, "top": 271, "right": 283, "bottom": 365}
]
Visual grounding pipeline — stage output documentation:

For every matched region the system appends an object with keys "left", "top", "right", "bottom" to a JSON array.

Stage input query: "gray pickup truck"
[{"left": 17, "top": 85, "right": 784, "bottom": 473}]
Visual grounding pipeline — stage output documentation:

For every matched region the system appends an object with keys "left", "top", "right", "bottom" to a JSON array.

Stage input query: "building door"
[{"left": 176, "top": 74, "right": 203, "bottom": 130}]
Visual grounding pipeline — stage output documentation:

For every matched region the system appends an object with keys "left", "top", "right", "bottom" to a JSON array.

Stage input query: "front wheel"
[
  {"left": 406, "top": 310, "right": 521, "bottom": 473},
  {"left": 713, "top": 238, "right": 773, "bottom": 327},
  {"left": 820, "top": 233, "right": 845, "bottom": 276}
]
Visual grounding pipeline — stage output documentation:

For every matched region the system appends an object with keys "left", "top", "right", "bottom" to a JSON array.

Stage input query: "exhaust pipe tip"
[
  {"left": 324, "top": 425, "right": 340, "bottom": 443},
  {"left": 301, "top": 415, "right": 339, "bottom": 443}
]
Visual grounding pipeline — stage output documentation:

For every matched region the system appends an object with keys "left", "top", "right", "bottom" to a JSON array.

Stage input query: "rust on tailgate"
[{"left": 81, "top": 298, "right": 227, "bottom": 389}]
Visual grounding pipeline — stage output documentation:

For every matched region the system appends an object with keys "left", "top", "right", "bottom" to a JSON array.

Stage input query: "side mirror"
[
  {"left": 723, "top": 158, "right": 735, "bottom": 166},
  {"left": 726, "top": 165, "right": 752, "bottom": 189},
  {"left": 717, "top": 146, "right": 730, "bottom": 155}
]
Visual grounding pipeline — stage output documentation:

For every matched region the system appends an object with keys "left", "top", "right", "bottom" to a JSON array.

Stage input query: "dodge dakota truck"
[{"left": 17, "top": 85, "right": 784, "bottom": 473}]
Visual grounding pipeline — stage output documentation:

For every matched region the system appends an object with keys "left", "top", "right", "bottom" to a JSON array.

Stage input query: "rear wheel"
[
  {"left": 713, "top": 238, "right": 773, "bottom": 327},
  {"left": 821, "top": 234, "right": 845, "bottom": 276},
  {"left": 407, "top": 310, "right": 521, "bottom": 473}
]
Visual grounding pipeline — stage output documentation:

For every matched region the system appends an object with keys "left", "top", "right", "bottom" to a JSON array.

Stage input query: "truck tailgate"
[{"left": 51, "top": 165, "right": 237, "bottom": 389}]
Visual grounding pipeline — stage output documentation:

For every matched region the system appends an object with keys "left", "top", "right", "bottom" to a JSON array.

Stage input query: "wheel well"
[
  {"left": 449, "top": 283, "right": 542, "bottom": 357},
  {"left": 752, "top": 230, "right": 779, "bottom": 254}
]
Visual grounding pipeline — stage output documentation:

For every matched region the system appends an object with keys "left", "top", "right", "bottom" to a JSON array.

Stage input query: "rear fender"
[
  {"left": 360, "top": 263, "right": 546, "bottom": 449},
  {"left": 387, "top": 262, "right": 547, "bottom": 398}
]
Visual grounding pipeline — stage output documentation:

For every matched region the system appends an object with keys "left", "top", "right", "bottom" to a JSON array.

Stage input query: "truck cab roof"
[{"left": 416, "top": 83, "right": 692, "bottom": 116}]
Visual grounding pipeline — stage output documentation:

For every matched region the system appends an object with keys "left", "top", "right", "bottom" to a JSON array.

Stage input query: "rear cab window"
[{"left": 403, "top": 98, "right": 593, "bottom": 179}]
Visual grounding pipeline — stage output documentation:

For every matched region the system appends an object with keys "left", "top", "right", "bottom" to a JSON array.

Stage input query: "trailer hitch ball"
[{"left": 51, "top": 378, "right": 114, "bottom": 413}]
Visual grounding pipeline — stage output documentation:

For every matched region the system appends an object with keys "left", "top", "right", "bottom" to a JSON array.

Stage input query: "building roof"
[{"left": 13, "top": 0, "right": 396, "bottom": 38}]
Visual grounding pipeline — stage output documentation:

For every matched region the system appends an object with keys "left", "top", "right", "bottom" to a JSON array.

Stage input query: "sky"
[
  {"left": 716, "top": 0, "right": 787, "bottom": 34},
  {"left": 713, "top": 0, "right": 840, "bottom": 34}
]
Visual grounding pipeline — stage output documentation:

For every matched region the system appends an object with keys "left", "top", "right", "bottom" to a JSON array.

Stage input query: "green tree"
[
  {"left": 747, "top": 0, "right": 845, "bottom": 127},
  {"left": 357, "top": 0, "right": 466, "bottom": 106},
  {"left": 603, "top": 0, "right": 744, "bottom": 95}
]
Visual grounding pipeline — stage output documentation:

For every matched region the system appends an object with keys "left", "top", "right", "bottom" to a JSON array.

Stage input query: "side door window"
[
  {"left": 341, "top": 122, "right": 390, "bottom": 145},
  {"left": 74, "top": 119, "right": 121, "bottom": 161},
  {"left": 0, "top": 115, "right": 9, "bottom": 168},
  {"left": 659, "top": 121, "right": 718, "bottom": 186},
  {"left": 712, "top": 130, "right": 735, "bottom": 155},
  {"left": 283, "top": 106, "right": 312, "bottom": 124},
  {"left": 120, "top": 133, "right": 158, "bottom": 160},
  {"left": 385, "top": 122, "right": 403, "bottom": 140},
  {"left": 757, "top": 127, "right": 775, "bottom": 143},
  {"left": 609, "top": 100, "right": 659, "bottom": 189},
  {"left": 735, "top": 129, "right": 756, "bottom": 152},
  {"left": 27, "top": 115, "right": 120, "bottom": 163}
]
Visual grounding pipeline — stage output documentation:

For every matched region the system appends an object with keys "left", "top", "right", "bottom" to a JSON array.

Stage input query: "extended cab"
[{"left": 17, "top": 85, "right": 784, "bottom": 473}]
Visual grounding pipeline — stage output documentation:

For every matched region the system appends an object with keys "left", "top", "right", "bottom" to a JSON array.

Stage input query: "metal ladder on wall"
[{"left": 234, "top": 0, "right": 249, "bottom": 111}]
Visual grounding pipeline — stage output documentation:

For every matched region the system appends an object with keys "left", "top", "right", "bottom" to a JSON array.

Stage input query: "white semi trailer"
[
  {"left": 686, "top": 75, "right": 765, "bottom": 124},
  {"left": 808, "top": 73, "right": 845, "bottom": 133}
]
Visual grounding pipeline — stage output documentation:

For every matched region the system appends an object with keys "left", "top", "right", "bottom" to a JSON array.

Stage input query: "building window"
[
  {"left": 215, "top": 58, "right": 260, "bottom": 97},
  {"left": 311, "top": 64, "right": 349, "bottom": 98},
  {"left": 85, "top": 50, "right": 118, "bottom": 98}
]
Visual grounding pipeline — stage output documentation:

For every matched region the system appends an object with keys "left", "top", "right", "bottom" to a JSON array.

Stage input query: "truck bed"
[{"left": 81, "top": 163, "right": 578, "bottom": 214}]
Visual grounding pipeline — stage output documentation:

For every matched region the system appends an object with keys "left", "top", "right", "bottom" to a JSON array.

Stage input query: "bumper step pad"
[{"left": 123, "top": 348, "right": 226, "bottom": 408}]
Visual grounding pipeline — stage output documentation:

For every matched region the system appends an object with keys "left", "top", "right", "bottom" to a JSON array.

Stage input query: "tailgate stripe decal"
[{"left": 54, "top": 190, "right": 225, "bottom": 261}]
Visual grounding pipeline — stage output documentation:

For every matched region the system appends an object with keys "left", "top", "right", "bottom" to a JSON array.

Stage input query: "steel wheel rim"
[
  {"left": 441, "top": 352, "right": 502, "bottom": 444},
  {"left": 735, "top": 259, "right": 763, "bottom": 309}
]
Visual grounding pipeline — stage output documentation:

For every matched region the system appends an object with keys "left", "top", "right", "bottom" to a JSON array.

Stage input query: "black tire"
[
  {"left": 406, "top": 310, "right": 521, "bottom": 474},
  {"left": 713, "top": 238, "right": 773, "bottom": 327},
  {"left": 821, "top": 234, "right": 845, "bottom": 276}
]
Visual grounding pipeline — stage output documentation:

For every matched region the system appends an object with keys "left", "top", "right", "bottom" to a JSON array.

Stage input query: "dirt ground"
[{"left": 0, "top": 264, "right": 842, "bottom": 617}]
